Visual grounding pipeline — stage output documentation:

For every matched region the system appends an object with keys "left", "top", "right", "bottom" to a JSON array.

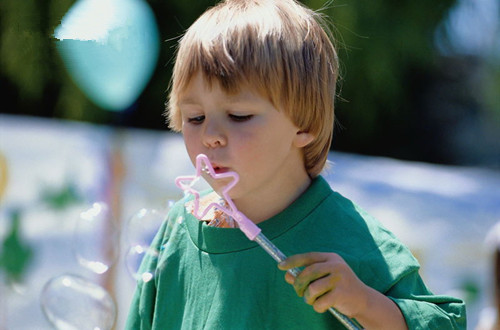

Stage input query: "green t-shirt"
[{"left": 125, "top": 176, "right": 466, "bottom": 329}]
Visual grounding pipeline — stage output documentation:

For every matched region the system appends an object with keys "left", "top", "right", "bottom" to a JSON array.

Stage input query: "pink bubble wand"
[{"left": 175, "top": 154, "right": 362, "bottom": 330}]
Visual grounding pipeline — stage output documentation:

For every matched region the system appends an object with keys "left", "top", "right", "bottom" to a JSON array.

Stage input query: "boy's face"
[{"left": 178, "top": 72, "right": 311, "bottom": 204}]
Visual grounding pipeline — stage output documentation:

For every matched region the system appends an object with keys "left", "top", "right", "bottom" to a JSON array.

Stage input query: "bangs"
[
  {"left": 175, "top": 26, "right": 271, "bottom": 95},
  {"left": 171, "top": 2, "right": 291, "bottom": 106}
]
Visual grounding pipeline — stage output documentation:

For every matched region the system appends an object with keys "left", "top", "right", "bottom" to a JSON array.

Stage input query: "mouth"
[
  {"left": 212, "top": 164, "right": 230, "bottom": 174},
  {"left": 202, "top": 163, "right": 230, "bottom": 175},
  {"left": 214, "top": 167, "right": 230, "bottom": 174}
]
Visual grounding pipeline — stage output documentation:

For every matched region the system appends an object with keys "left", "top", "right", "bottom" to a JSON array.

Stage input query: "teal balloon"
[{"left": 54, "top": 0, "right": 160, "bottom": 111}]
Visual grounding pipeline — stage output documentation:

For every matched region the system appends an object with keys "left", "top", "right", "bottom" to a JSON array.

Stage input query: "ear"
[{"left": 293, "top": 131, "right": 315, "bottom": 148}]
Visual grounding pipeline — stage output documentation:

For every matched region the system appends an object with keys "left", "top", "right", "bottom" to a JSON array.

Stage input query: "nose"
[{"left": 202, "top": 119, "right": 227, "bottom": 148}]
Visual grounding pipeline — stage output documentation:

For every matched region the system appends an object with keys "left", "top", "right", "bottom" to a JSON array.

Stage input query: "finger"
[
  {"left": 284, "top": 271, "right": 295, "bottom": 285},
  {"left": 303, "top": 273, "right": 340, "bottom": 306},
  {"left": 278, "top": 252, "right": 331, "bottom": 270},
  {"left": 312, "top": 288, "right": 343, "bottom": 314},
  {"left": 293, "top": 262, "right": 334, "bottom": 297}
]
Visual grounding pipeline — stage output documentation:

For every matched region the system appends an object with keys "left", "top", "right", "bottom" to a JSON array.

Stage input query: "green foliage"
[
  {"left": 459, "top": 277, "right": 480, "bottom": 304},
  {"left": 300, "top": 0, "right": 457, "bottom": 156},
  {"left": 3, "top": 0, "right": 497, "bottom": 165},
  {"left": 0, "top": 0, "right": 47, "bottom": 100},
  {"left": 0, "top": 0, "right": 103, "bottom": 122},
  {"left": 40, "top": 181, "right": 82, "bottom": 210},
  {"left": 0, "top": 210, "right": 33, "bottom": 284},
  {"left": 483, "top": 59, "right": 500, "bottom": 124}
]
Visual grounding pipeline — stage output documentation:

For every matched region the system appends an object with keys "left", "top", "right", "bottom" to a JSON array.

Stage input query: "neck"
[{"left": 233, "top": 171, "right": 312, "bottom": 224}]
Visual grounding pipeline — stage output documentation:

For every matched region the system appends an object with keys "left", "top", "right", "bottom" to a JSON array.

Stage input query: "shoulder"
[
  {"left": 308, "top": 180, "right": 421, "bottom": 291},
  {"left": 152, "top": 196, "right": 193, "bottom": 246}
]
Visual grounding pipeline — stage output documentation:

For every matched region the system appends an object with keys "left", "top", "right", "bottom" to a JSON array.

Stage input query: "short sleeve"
[{"left": 386, "top": 269, "right": 466, "bottom": 329}]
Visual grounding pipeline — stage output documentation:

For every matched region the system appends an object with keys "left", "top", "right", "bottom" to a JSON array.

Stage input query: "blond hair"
[{"left": 167, "top": 0, "right": 339, "bottom": 177}]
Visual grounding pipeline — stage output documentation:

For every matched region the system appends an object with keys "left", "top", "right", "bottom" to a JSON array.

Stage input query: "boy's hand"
[
  {"left": 278, "top": 252, "right": 368, "bottom": 317},
  {"left": 278, "top": 252, "right": 408, "bottom": 330}
]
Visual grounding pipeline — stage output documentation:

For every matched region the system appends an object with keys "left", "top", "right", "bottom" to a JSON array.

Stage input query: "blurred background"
[
  {"left": 1, "top": 0, "right": 499, "bottom": 329},
  {"left": 1, "top": 0, "right": 499, "bottom": 167}
]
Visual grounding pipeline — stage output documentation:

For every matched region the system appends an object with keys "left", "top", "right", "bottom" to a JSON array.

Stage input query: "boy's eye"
[
  {"left": 187, "top": 115, "right": 205, "bottom": 124},
  {"left": 229, "top": 114, "right": 253, "bottom": 122}
]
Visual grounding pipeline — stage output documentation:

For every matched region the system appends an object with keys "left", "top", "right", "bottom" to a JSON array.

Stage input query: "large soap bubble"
[
  {"left": 124, "top": 207, "right": 167, "bottom": 281},
  {"left": 125, "top": 208, "right": 165, "bottom": 247},
  {"left": 40, "top": 274, "right": 116, "bottom": 330},
  {"left": 73, "top": 202, "right": 119, "bottom": 274},
  {"left": 54, "top": 0, "right": 160, "bottom": 111}
]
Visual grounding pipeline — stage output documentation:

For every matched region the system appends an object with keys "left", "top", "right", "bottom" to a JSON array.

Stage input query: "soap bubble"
[
  {"left": 125, "top": 245, "right": 158, "bottom": 282},
  {"left": 125, "top": 244, "right": 146, "bottom": 278},
  {"left": 125, "top": 208, "right": 164, "bottom": 247},
  {"left": 124, "top": 207, "right": 166, "bottom": 281},
  {"left": 73, "top": 202, "right": 119, "bottom": 274},
  {"left": 40, "top": 274, "right": 116, "bottom": 330}
]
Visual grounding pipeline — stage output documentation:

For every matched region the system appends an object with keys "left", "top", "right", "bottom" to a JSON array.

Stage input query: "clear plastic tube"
[{"left": 253, "top": 234, "right": 363, "bottom": 330}]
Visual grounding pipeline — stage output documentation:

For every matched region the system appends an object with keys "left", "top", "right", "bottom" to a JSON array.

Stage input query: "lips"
[
  {"left": 202, "top": 160, "right": 230, "bottom": 174},
  {"left": 212, "top": 165, "right": 230, "bottom": 174}
]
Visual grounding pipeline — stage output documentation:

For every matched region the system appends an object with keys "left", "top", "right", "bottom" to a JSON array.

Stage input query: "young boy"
[{"left": 126, "top": 0, "right": 466, "bottom": 328}]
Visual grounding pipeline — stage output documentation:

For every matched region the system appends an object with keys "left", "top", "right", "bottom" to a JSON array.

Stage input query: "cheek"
[
  {"left": 232, "top": 134, "right": 276, "bottom": 172},
  {"left": 230, "top": 132, "right": 266, "bottom": 162},
  {"left": 182, "top": 130, "right": 201, "bottom": 160}
]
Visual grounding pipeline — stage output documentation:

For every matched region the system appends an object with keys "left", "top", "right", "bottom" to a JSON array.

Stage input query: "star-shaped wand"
[
  {"left": 174, "top": 154, "right": 261, "bottom": 240},
  {"left": 175, "top": 154, "right": 362, "bottom": 330}
]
